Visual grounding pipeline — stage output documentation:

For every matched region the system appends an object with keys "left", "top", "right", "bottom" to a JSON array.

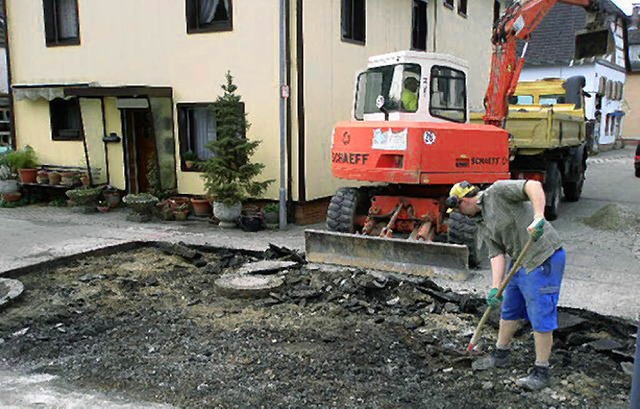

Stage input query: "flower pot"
[
  {"left": 174, "top": 210, "right": 189, "bottom": 222},
  {"left": 97, "top": 206, "right": 110, "bottom": 214},
  {"left": 103, "top": 191, "right": 121, "bottom": 208},
  {"left": 80, "top": 174, "right": 90, "bottom": 187},
  {"left": 191, "top": 198, "right": 212, "bottom": 216},
  {"left": 0, "top": 180, "right": 19, "bottom": 195},
  {"left": 185, "top": 161, "right": 195, "bottom": 170},
  {"left": 18, "top": 169, "right": 38, "bottom": 184},
  {"left": 36, "top": 171, "right": 49, "bottom": 185},
  {"left": 61, "top": 172, "right": 76, "bottom": 186},
  {"left": 1, "top": 192, "right": 22, "bottom": 202},
  {"left": 48, "top": 172, "right": 61, "bottom": 185},
  {"left": 213, "top": 201, "right": 242, "bottom": 229},
  {"left": 123, "top": 194, "right": 159, "bottom": 223},
  {"left": 169, "top": 197, "right": 191, "bottom": 213}
]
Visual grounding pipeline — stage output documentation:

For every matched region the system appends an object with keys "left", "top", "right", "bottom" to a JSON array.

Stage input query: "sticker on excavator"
[{"left": 372, "top": 128, "right": 408, "bottom": 151}]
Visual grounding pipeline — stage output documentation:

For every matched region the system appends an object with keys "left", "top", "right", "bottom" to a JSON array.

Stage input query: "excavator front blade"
[{"left": 304, "top": 230, "right": 471, "bottom": 281}]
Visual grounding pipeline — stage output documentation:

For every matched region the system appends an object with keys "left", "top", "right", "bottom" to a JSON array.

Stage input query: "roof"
[{"left": 521, "top": 0, "right": 628, "bottom": 66}]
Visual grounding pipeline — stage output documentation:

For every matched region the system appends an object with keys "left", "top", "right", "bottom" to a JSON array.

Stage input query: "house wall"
[
  {"left": 302, "top": 0, "right": 498, "bottom": 201},
  {"left": 521, "top": 62, "right": 626, "bottom": 146},
  {"left": 0, "top": 48, "right": 7, "bottom": 94},
  {"left": 623, "top": 72, "right": 640, "bottom": 140},
  {"left": 6, "top": 0, "right": 282, "bottom": 198}
]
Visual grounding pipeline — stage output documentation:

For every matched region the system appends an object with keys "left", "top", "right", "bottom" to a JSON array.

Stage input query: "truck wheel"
[
  {"left": 326, "top": 188, "right": 369, "bottom": 233},
  {"left": 545, "top": 163, "right": 562, "bottom": 221},
  {"left": 447, "top": 212, "right": 479, "bottom": 268},
  {"left": 563, "top": 162, "right": 585, "bottom": 202}
]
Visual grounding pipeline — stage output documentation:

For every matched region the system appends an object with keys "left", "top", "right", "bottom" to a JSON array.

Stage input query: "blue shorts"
[{"left": 501, "top": 248, "right": 566, "bottom": 333}]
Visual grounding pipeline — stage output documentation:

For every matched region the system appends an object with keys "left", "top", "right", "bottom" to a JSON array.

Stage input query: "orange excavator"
[{"left": 305, "top": 0, "right": 600, "bottom": 276}]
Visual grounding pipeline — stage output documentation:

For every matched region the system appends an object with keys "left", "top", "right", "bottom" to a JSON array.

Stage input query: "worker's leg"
[
  {"left": 497, "top": 319, "right": 522, "bottom": 348},
  {"left": 516, "top": 248, "right": 566, "bottom": 391}
]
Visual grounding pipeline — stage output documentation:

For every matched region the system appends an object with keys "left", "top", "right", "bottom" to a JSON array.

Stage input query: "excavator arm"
[{"left": 483, "top": 0, "right": 599, "bottom": 128}]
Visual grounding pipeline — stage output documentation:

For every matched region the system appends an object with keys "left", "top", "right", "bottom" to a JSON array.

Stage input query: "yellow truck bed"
[{"left": 471, "top": 79, "right": 585, "bottom": 155}]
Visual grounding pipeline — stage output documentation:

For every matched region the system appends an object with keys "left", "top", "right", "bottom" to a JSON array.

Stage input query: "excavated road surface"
[{"left": 0, "top": 244, "right": 634, "bottom": 408}]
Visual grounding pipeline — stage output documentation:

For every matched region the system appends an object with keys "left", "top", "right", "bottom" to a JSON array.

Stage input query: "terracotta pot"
[
  {"left": 169, "top": 197, "right": 191, "bottom": 213},
  {"left": 185, "top": 161, "right": 195, "bottom": 170},
  {"left": 36, "top": 171, "right": 49, "bottom": 185},
  {"left": 18, "top": 169, "right": 38, "bottom": 184},
  {"left": 1, "top": 192, "right": 22, "bottom": 202},
  {"left": 48, "top": 172, "right": 61, "bottom": 185},
  {"left": 80, "top": 175, "right": 90, "bottom": 187},
  {"left": 191, "top": 198, "right": 212, "bottom": 216},
  {"left": 61, "top": 172, "right": 76, "bottom": 186}
]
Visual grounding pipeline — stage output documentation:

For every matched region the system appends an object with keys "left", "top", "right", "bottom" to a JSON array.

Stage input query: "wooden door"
[{"left": 123, "top": 109, "right": 157, "bottom": 194}]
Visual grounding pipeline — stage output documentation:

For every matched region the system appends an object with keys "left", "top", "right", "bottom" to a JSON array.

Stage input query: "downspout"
[
  {"left": 432, "top": 0, "right": 437, "bottom": 52},
  {"left": 279, "top": 0, "right": 288, "bottom": 229}
]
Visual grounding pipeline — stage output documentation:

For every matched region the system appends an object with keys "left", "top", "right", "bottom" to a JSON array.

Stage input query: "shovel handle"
[{"left": 467, "top": 237, "right": 536, "bottom": 351}]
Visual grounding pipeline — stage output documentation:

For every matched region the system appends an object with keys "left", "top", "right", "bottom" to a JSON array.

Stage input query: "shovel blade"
[{"left": 304, "top": 230, "right": 470, "bottom": 280}]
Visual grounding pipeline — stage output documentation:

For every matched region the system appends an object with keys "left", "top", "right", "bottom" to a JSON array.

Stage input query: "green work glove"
[
  {"left": 527, "top": 216, "right": 546, "bottom": 241},
  {"left": 486, "top": 287, "right": 503, "bottom": 307}
]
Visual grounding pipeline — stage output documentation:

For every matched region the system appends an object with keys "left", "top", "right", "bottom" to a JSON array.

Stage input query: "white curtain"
[
  {"left": 192, "top": 108, "right": 216, "bottom": 160},
  {"left": 199, "top": 0, "right": 230, "bottom": 24},
  {"left": 57, "top": 0, "right": 78, "bottom": 39}
]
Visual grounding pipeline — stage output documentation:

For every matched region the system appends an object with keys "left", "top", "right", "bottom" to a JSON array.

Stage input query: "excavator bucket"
[{"left": 304, "top": 230, "right": 471, "bottom": 280}]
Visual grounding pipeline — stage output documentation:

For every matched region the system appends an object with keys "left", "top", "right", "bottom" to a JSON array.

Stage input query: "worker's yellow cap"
[{"left": 445, "top": 181, "right": 479, "bottom": 214}]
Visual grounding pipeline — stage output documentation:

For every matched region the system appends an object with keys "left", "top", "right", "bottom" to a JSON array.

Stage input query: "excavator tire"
[
  {"left": 326, "top": 188, "right": 368, "bottom": 234},
  {"left": 447, "top": 212, "right": 479, "bottom": 268},
  {"left": 563, "top": 160, "right": 586, "bottom": 202},
  {"left": 545, "top": 162, "right": 562, "bottom": 221}
]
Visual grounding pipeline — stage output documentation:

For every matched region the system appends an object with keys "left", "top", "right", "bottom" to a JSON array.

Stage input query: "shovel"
[{"left": 467, "top": 236, "right": 536, "bottom": 352}]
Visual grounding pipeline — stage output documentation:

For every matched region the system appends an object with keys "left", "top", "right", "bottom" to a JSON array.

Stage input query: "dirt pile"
[
  {"left": 0, "top": 243, "right": 635, "bottom": 408},
  {"left": 583, "top": 204, "right": 640, "bottom": 232}
]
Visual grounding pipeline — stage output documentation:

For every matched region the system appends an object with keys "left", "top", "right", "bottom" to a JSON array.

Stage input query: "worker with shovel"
[{"left": 445, "top": 180, "right": 565, "bottom": 391}]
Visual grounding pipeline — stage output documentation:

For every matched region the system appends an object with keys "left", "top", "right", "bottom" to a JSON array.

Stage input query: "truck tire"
[
  {"left": 563, "top": 162, "right": 585, "bottom": 202},
  {"left": 447, "top": 212, "right": 479, "bottom": 268},
  {"left": 545, "top": 163, "right": 562, "bottom": 221},
  {"left": 326, "top": 188, "right": 368, "bottom": 233}
]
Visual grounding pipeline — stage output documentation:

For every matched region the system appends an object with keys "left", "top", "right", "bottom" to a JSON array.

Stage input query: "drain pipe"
[
  {"left": 278, "top": 0, "right": 288, "bottom": 230},
  {"left": 631, "top": 321, "right": 639, "bottom": 408}
]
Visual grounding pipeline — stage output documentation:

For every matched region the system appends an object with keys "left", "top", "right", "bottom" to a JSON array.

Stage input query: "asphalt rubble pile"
[{"left": 0, "top": 242, "right": 635, "bottom": 408}]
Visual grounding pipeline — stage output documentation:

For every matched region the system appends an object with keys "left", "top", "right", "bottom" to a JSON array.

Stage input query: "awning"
[{"left": 12, "top": 83, "right": 95, "bottom": 102}]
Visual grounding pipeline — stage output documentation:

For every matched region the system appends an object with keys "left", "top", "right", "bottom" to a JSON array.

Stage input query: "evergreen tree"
[{"left": 200, "top": 72, "right": 273, "bottom": 206}]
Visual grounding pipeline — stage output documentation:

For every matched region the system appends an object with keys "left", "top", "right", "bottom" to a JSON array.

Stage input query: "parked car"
[{"left": 635, "top": 144, "right": 640, "bottom": 178}]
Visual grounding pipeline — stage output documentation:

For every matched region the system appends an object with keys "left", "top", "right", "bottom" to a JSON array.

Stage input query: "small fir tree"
[{"left": 200, "top": 72, "right": 273, "bottom": 206}]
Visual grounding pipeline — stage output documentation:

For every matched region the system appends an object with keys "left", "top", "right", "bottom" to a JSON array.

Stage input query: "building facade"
[{"left": 6, "top": 0, "right": 502, "bottom": 222}]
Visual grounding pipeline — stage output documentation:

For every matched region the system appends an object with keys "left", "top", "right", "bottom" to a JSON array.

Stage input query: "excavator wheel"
[
  {"left": 447, "top": 212, "right": 479, "bottom": 268},
  {"left": 563, "top": 157, "right": 586, "bottom": 202},
  {"left": 326, "top": 188, "right": 369, "bottom": 234}
]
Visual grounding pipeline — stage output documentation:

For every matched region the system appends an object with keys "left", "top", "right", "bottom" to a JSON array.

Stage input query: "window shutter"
[
  {"left": 186, "top": 0, "right": 198, "bottom": 31},
  {"left": 43, "top": 0, "right": 57, "bottom": 44}
]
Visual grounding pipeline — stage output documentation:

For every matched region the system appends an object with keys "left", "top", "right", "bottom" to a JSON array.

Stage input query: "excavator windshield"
[{"left": 354, "top": 63, "right": 421, "bottom": 120}]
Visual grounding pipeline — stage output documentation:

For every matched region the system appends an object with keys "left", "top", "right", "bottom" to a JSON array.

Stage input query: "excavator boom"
[{"left": 483, "top": 0, "right": 598, "bottom": 128}]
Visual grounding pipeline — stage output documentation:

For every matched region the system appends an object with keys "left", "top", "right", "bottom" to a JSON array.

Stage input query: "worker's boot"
[
  {"left": 472, "top": 348, "right": 511, "bottom": 371},
  {"left": 515, "top": 365, "right": 550, "bottom": 391}
]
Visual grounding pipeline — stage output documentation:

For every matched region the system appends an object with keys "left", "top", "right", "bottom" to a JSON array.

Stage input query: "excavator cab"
[{"left": 353, "top": 51, "right": 469, "bottom": 124}]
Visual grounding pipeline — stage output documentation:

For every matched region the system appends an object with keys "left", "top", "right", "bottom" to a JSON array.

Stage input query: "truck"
[
  {"left": 471, "top": 77, "right": 589, "bottom": 220},
  {"left": 305, "top": 0, "right": 599, "bottom": 275}
]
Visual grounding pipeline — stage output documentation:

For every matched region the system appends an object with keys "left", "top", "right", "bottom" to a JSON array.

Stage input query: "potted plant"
[
  {"left": 61, "top": 172, "right": 77, "bottom": 186},
  {"left": 174, "top": 203, "right": 189, "bottom": 221},
  {"left": 103, "top": 185, "right": 121, "bottom": 208},
  {"left": 1, "top": 192, "right": 22, "bottom": 203},
  {"left": 36, "top": 170, "right": 49, "bottom": 185},
  {"left": 156, "top": 200, "right": 174, "bottom": 221},
  {"left": 97, "top": 200, "right": 110, "bottom": 213},
  {"left": 168, "top": 196, "right": 191, "bottom": 212},
  {"left": 5, "top": 146, "right": 39, "bottom": 184},
  {"left": 183, "top": 151, "right": 199, "bottom": 170},
  {"left": 66, "top": 187, "right": 102, "bottom": 213},
  {"left": 48, "top": 171, "right": 61, "bottom": 185},
  {"left": 123, "top": 193, "right": 159, "bottom": 222},
  {"left": 0, "top": 164, "right": 19, "bottom": 195},
  {"left": 262, "top": 203, "right": 279, "bottom": 226},
  {"left": 200, "top": 72, "right": 273, "bottom": 228},
  {"left": 80, "top": 173, "right": 90, "bottom": 187},
  {"left": 191, "top": 196, "right": 212, "bottom": 216}
]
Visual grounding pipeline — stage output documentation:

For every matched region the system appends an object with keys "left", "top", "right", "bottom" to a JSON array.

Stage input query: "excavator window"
[
  {"left": 429, "top": 65, "right": 466, "bottom": 123},
  {"left": 540, "top": 94, "right": 566, "bottom": 105},
  {"left": 354, "top": 63, "right": 421, "bottom": 120}
]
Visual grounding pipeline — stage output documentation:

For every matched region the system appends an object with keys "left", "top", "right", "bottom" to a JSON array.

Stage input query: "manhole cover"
[{"left": 214, "top": 274, "right": 284, "bottom": 299}]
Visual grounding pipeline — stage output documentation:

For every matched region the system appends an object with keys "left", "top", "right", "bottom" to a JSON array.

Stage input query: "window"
[
  {"left": 444, "top": 0, "right": 454, "bottom": 9},
  {"left": 412, "top": 0, "right": 428, "bottom": 51},
  {"left": 540, "top": 94, "right": 567, "bottom": 105},
  {"left": 430, "top": 66, "right": 466, "bottom": 123},
  {"left": 458, "top": 0, "right": 468, "bottom": 16},
  {"left": 178, "top": 104, "right": 217, "bottom": 170},
  {"left": 354, "top": 64, "right": 421, "bottom": 120},
  {"left": 342, "top": 0, "right": 366, "bottom": 44},
  {"left": 50, "top": 98, "right": 82, "bottom": 141},
  {"left": 186, "top": 0, "right": 233, "bottom": 34},
  {"left": 43, "top": 0, "right": 80, "bottom": 46},
  {"left": 509, "top": 95, "right": 534, "bottom": 105}
]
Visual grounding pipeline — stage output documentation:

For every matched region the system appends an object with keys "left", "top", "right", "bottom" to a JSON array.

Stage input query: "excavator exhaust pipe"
[{"left": 304, "top": 230, "right": 471, "bottom": 281}]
